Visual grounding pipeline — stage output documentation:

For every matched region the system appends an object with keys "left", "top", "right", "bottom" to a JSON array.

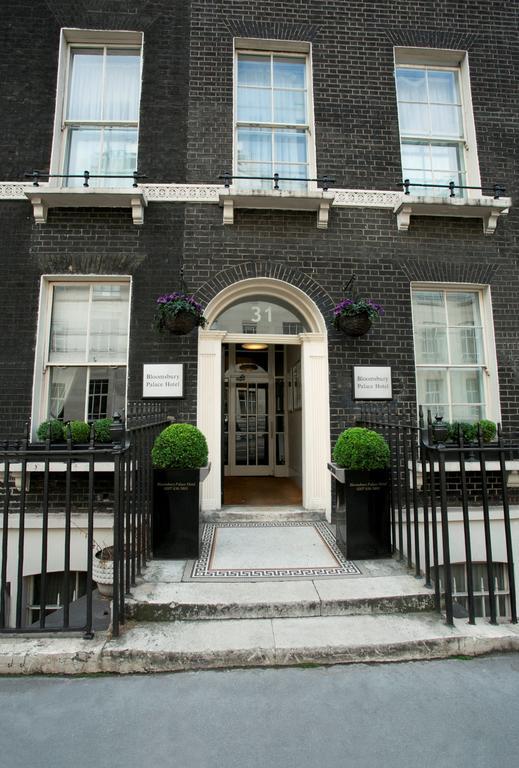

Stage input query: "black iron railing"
[
  {"left": 24, "top": 170, "right": 146, "bottom": 188},
  {"left": 357, "top": 404, "right": 518, "bottom": 626},
  {"left": 219, "top": 172, "right": 335, "bottom": 190},
  {"left": 400, "top": 179, "right": 506, "bottom": 199},
  {"left": 0, "top": 403, "right": 168, "bottom": 637}
]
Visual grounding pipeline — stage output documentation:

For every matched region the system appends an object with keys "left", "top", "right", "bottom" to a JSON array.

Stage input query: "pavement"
[
  {"left": 1, "top": 522, "right": 518, "bottom": 675},
  {"left": 1, "top": 610, "right": 518, "bottom": 676}
]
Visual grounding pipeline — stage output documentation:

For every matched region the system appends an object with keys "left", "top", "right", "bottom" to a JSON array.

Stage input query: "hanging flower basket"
[
  {"left": 163, "top": 310, "right": 198, "bottom": 335},
  {"left": 332, "top": 298, "right": 384, "bottom": 338},
  {"left": 337, "top": 312, "right": 372, "bottom": 337},
  {"left": 155, "top": 292, "right": 207, "bottom": 336}
]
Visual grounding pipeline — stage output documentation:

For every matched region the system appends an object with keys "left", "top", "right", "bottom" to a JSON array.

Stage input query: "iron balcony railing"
[
  {"left": 356, "top": 404, "right": 518, "bottom": 627},
  {"left": 400, "top": 179, "right": 506, "bottom": 199},
  {"left": 0, "top": 402, "right": 168, "bottom": 638},
  {"left": 219, "top": 172, "right": 335, "bottom": 191},
  {"left": 24, "top": 170, "right": 147, "bottom": 188}
]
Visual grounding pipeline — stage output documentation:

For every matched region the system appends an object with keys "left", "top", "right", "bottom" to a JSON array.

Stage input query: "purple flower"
[{"left": 331, "top": 296, "right": 384, "bottom": 325}]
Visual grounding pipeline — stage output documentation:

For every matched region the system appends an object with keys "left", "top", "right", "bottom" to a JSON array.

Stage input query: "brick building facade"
[{"left": 0, "top": 0, "right": 517, "bottom": 516}]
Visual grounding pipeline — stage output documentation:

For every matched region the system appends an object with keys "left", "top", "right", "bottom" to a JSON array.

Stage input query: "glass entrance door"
[
  {"left": 233, "top": 382, "right": 270, "bottom": 474},
  {"left": 224, "top": 344, "right": 293, "bottom": 477}
]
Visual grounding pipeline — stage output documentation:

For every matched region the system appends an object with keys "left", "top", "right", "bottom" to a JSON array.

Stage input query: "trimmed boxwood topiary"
[
  {"left": 478, "top": 419, "right": 497, "bottom": 443},
  {"left": 332, "top": 427, "right": 390, "bottom": 471},
  {"left": 93, "top": 418, "right": 113, "bottom": 443},
  {"left": 447, "top": 420, "right": 497, "bottom": 444},
  {"left": 36, "top": 419, "right": 64, "bottom": 442},
  {"left": 151, "top": 423, "right": 208, "bottom": 469},
  {"left": 66, "top": 420, "right": 91, "bottom": 444},
  {"left": 447, "top": 421, "right": 477, "bottom": 443}
]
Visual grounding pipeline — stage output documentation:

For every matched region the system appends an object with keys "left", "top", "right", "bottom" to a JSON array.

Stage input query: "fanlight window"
[{"left": 211, "top": 296, "right": 310, "bottom": 334}]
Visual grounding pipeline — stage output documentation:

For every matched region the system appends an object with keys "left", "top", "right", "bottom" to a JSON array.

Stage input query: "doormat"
[{"left": 185, "top": 521, "right": 361, "bottom": 580}]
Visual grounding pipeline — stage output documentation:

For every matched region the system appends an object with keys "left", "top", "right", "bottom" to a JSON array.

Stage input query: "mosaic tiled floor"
[{"left": 187, "top": 522, "right": 361, "bottom": 580}]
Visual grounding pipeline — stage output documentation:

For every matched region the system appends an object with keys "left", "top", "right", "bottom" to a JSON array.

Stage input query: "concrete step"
[
  {"left": 126, "top": 572, "right": 436, "bottom": 622},
  {"left": 201, "top": 506, "right": 326, "bottom": 522},
  {"left": 2, "top": 612, "right": 519, "bottom": 675}
]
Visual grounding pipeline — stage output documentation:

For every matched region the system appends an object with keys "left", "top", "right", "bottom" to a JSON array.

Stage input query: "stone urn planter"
[{"left": 92, "top": 546, "right": 114, "bottom": 598}]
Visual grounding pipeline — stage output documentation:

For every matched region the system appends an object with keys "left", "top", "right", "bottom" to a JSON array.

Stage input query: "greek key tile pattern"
[{"left": 190, "top": 521, "right": 361, "bottom": 579}]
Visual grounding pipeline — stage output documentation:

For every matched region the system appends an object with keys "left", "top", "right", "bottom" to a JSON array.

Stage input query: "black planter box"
[
  {"left": 328, "top": 463, "right": 391, "bottom": 559},
  {"left": 153, "top": 465, "right": 210, "bottom": 559}
]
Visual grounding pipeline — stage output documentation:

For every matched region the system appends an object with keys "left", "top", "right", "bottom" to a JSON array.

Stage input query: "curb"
[{"left": 1, "top": 614, "right": 518, "bottom": 675}]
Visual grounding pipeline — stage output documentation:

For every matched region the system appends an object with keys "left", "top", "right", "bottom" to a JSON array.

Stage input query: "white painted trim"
[
  {"left": 198, "top": 278, "right": 331, "bottom": 517},
  {"left": 393, "top": 47, "right": 482, "bottom": 198},
  {"left": 234, "top": 38, "right": 311, "bottom": 53},
  {"left": 49, "top": 29, "right": 144, "bottom": 183},
  {"left": 30, "top": 275, "right": 132, "bottom": 439},
  {"left": 410, "top": 282, "right": 501, "bottom": 425},
  {"left": 232, "top": 42, "right": 317, "bottom": 193},
  {"left": 62, "top": 28, "right": 143, "bottom": 45},
  {"left": 394, "top": 195, "right": 510, "bottom": 235},
  {"left": 2, "top": 182, "right": 511, "bottom": 233},
  {"left": 24, "top": 188, "right": 147, "bottom": 224},
  {"left": 205, "top": 277, "right": 327, "bottom": 334},
  {"left": 395, "top": 47, "right": 466, "bottom": 67}
]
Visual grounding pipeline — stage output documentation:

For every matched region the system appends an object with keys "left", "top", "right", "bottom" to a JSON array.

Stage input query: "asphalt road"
[{"left": 0, "top": 654, "right": 518, "bottom": 768}]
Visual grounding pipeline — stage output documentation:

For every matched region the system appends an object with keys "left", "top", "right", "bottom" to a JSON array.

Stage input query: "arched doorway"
[{"left": 197, "top": 277, "right": 331, "bottom": 520}]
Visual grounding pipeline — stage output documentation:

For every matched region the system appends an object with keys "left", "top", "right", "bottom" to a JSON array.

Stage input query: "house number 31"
[{"left": 251, "top": 305, "right": 272, "bottom": 322}]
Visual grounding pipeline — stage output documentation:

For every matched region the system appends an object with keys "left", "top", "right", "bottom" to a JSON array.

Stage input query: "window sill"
[
  {"left": 218, "top": 187, "right": 335, "bottom": 229},
  {"left": 394, "top": 195, "right": 511, "bottom": 235},
  {"left": 24, "top": 187, "right": 147, "bottom": 225}
]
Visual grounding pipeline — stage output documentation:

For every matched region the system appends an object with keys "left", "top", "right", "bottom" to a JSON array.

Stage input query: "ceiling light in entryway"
[{"left": 241, "top": 343, "right": 268, "bottom": 350}]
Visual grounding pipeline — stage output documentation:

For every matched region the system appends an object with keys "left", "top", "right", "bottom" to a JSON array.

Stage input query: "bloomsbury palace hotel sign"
[
  {"left": 353, "top": 366, "right": 392, "bottom": 400},
  {"left": 143, "top": 364, "right": 184, "bottom": 398}
]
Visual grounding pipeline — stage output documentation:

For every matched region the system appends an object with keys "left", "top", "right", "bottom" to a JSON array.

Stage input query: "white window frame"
[
  {"left": 394, "top": 48, "right": 481, "bottom": 198},
  {"left": 26, "top": 571, "right": 87, "bottom": 625},
  {"left": 49, "top": 29, "right": 143, "bottom": 187},
  {"left": 233, "top": 38, "right": 317, "bottom": 191},
  {"left": 410, "top": 283, "right": 501, "bottom": 424},
  {"left": 435, "top": 562, "right": 511, "bottom": 620},
  {"left": 31, "top": 275, "right": 132, "bottom": 437}
]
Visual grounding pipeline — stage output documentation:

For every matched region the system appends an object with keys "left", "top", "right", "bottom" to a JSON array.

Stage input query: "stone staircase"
[
  {"left": 126, "top": 558, "right": 436, "bottom": 622},
  {"left": 2, "top": 519, "right": 518, "bottom": 676}
]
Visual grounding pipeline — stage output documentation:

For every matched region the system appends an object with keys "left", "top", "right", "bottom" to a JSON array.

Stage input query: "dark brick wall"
[
  {"left": 0, "top": 0, "right": 190, "bottom": 182},
  {"left": 0, "top": 0, "right": 518, "bottom": 454},
  {"left": 187, "top": 0, "right": 518, "bottom": 198},
  {"left": 182, "top": 201, "right": 519, "bottom": 445},
  {"left": 0, "top": 204, "right": 198, "bottom": 438}
]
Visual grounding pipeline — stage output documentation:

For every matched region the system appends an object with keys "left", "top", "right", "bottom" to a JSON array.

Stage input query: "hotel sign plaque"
[
  {"left": 353, "top": 366, "right": 392, "bottom": 400},
  {"left": 143, "top": 364, "right": 184, "bottom": 398}
]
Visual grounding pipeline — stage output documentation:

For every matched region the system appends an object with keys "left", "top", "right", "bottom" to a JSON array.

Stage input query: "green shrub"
[
  {"left": 151, "top": 423, "right": 208, "bottom": 469},
  {"left": 477, "top": 419, "right": 497, "bottom": 443},
  {"left": 447, "top": 422, "right": 477, "bottom": 443},
  {"left": 447, "top": 420, "right": 496, "bottom": 443},
  {"left": 94, "top": 418, "right": 113, "bottom": 443},
  {"left": 66, "top": 420, "right": 91, "bottom": 444},
  {"left": 36, "top": 419, "right": 64, "bottom": 442},
  {"left": 332, "top": 427, "right": 390, "bottom": 470}
]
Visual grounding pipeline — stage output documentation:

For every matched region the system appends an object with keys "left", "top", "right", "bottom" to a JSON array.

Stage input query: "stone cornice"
[
  {"left": 0, "top": 182, "right": 511, "bottom": 234},
  {"left": 0, "top": 181, "right": 403, "bottom": 207}
]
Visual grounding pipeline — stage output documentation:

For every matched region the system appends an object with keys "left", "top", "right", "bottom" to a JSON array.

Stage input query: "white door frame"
[{"left": 197, "top": 277, "right": 331, "bottom": 519}]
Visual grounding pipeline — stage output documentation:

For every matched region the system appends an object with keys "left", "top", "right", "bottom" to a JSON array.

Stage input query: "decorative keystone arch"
[{"left": 197, "top": 275, "right": 332, "bottom": 518}]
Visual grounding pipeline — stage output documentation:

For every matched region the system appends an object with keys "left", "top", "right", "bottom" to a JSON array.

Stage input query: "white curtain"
[{"left": 67, "top": 50, "right": 103, "bottom": 120}]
